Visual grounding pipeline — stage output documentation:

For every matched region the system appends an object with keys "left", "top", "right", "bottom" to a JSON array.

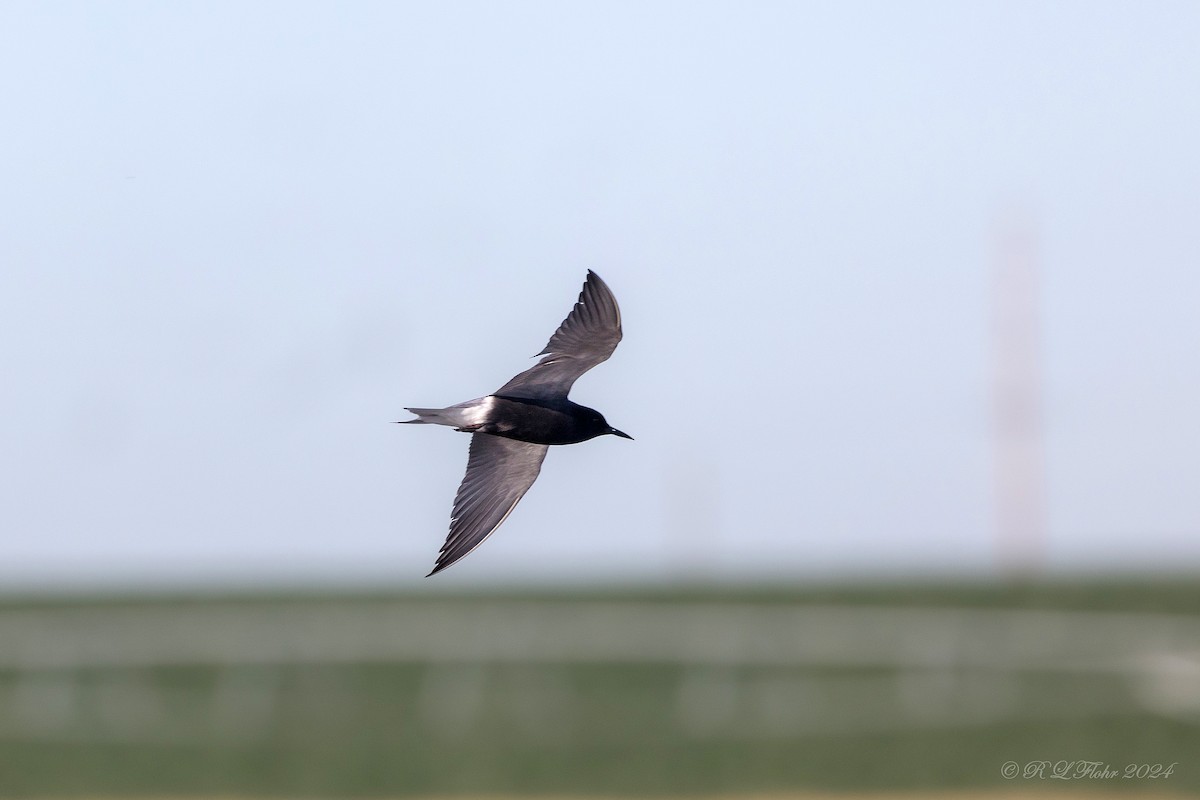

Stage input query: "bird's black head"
[{"left": 581, "top": 407, "right": 633, "bottom": 441}]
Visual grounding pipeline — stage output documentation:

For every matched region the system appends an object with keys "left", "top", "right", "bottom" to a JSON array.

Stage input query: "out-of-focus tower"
[{"left": 992, "top": 215, "right": 1047, "bottom": 575}]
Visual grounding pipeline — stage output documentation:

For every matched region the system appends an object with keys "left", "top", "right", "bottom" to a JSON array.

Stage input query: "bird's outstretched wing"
[
  {"left": 496, "top": 270, "right": 622, "bottom": 400},
  {"left": 428, "top": 433, "right": 549, "bottom": 576}
]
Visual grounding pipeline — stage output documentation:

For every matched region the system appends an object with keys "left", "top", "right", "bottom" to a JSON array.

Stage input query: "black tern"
[{"left": 401, "top": 270, "right": 631, "bottom": 576}]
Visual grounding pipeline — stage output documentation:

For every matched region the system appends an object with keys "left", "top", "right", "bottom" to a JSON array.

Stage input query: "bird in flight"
[{"left": 401, "top": 270, "right": 631, "bottom": 576}]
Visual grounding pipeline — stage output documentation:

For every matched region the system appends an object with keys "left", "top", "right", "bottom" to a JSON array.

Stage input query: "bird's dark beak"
[{"left": 609, "top": 427, "right": 633, "bottom": 440}]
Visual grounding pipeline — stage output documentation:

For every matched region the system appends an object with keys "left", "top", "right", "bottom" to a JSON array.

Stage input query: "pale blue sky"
[{"left": 2, "top": 2, "right": 1198, "bottom": 587}]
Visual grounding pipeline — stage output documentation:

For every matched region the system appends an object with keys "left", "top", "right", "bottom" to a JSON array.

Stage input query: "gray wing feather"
[
  {"left": 496, "top": 270, "right": 622, "bottom": 400},
  {"left": 427, "top": 434, "right": 549, "bottom": 575}
]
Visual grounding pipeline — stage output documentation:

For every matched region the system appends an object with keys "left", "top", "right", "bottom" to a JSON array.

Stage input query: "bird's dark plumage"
[
  {"left": 497, "top": 271, "right": 623, "bottom": 400},
  {"left": 402, "top": 271, "right": 630, "bottom": 576},
  {"left": 435, "top": 434, "right": 548, "bottom": 575}
]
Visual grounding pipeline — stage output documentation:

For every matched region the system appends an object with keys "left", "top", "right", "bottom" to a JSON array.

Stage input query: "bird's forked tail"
[
  {"left": 398, "top": 397, "right": 493, "bottom": 429},
  {"left": 400, "top": 407, "right": 446, "bottom": 424}
]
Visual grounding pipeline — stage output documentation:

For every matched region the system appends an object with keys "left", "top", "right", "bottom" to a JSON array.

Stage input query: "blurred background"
[{"left": 1, "top": 1, "right": 1198, "bottom": 797}]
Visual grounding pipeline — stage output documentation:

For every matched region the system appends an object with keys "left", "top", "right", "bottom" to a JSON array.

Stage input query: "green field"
[{"left": 1, "top": 577, "right": 1197, "bottom": 797}]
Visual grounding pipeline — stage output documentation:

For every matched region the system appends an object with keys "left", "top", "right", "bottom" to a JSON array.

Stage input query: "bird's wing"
[
  {"left": 428, "top": 433, "right": 549, "bottom": 576},
  {"left": 496, "top": 270, "right": 622, "bottom": 400}
]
